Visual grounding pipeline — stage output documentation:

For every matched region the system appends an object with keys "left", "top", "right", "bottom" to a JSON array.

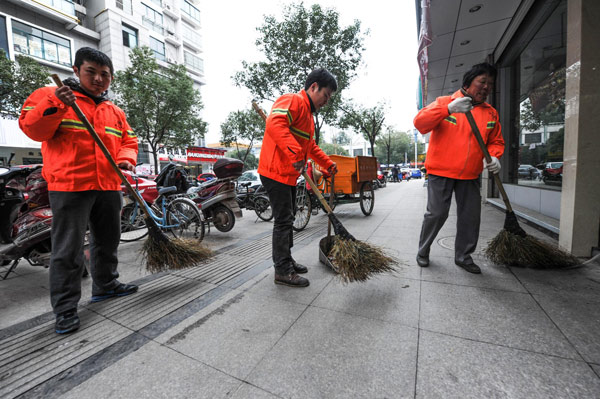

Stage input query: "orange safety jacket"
[
  {"left": 414, "top": 90, "right": 504, "bottom": 180},
  {"left": 19, "top": 85, "right": 138, "bottom": 192},
  {"left": 258, "top": 89, "right": 334, "bottom": 186}
]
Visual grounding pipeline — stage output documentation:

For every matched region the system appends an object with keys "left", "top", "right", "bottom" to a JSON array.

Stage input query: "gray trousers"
[
  {"left": 417, "top": 174, "right": 481, "bottom": 263},
  {"left": 49, "top": 190, "right": 122, "bottom": 314}
]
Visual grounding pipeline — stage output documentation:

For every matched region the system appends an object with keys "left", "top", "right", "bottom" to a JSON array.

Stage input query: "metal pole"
[{"left": 414, "top": 129, "right": 418, "bottom": 168}]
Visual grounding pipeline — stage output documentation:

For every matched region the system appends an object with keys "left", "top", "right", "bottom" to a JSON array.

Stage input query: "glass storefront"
[{"left": 516, "top": 0, "right": 566, "bottom": 191}]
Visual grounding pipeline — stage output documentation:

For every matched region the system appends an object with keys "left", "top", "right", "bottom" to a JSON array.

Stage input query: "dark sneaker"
[
  {"left": 91, "top": 283, "right": 139, "bottom": 303},
  {"left": 274, "top": 272, "right": 310, "bottom": 287},
  {"left": 291, "top": 260, "right": 308, "bottom": 274},
  {"left": 55, "top": 309, "right": 80, "bottom": 334},
  {"left": 455, "top": 260, "right": 481, "bottom": 274},
  {"left": 416, "top": 255, "right": 430, "bottom": 267}
]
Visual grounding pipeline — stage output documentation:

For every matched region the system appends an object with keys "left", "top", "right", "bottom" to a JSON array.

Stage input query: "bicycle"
[
  {"left": 120, "top": 174, "right": 205, "bottom": 243},
  {"left": 236, "top": 182, "right": 273, "bottom": 221},
  {"left": 292, "top": 175, "right": 336, "bottom": 232}
]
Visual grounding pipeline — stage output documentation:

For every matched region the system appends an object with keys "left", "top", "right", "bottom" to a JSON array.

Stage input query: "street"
[{"left": 1, "top": 179, "right": 599, "bottom": 398}]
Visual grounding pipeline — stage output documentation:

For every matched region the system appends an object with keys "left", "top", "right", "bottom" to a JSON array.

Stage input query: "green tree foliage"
[
  {"left": 374, "top": 130, "right": 424, "bottom": 165},
  {"left": 111, "top": 47, "right": 206, "bottom": 171},
  {"left": 226, "top": 150, "right": 258, "bottom": 171},
  {"left": 0, "top": 50, "right": 50, "bottom": 119},
  {"left": 220, "top": 108, "right": 265, "bottom": 165},
  {"left": 233, "top": 2, "right": 368, "bottom": 142},
  {"left": 318, "top": 141, "right": 349, "bottom": 156},
  {"left": 339, "top": 102, "right": 386, "bottom": 156}
]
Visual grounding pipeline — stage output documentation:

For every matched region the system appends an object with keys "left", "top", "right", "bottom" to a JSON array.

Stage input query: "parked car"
[
  {"left": 542, "top": 162, "right": 563, "bottom": 184},
  {"left": 410, "top": 169, "right": 422, "bottom": 179},
  {"left": 517, "top": 164, "right": 540, "bottom": 180},
  {"left": 237, "top": 169, "right": 262, "bottom": 192}
]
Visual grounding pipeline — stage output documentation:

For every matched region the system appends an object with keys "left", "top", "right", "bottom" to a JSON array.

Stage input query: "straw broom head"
[{"left": 329, "top": 236, "right": 397, "bottom": 283}]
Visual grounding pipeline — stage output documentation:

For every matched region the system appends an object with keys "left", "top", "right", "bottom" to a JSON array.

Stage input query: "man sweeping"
[
  {"left": 20, "top": 47, "right": 139, "bottom": 334},
  {"left": 258, "top": 68, "right": 338, "bottom": 287},
  {"left": 414, "top": 63, "right": 505, "bottom": 274}
]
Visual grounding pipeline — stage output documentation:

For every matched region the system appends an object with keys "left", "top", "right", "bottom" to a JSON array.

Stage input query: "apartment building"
[{"left": 0, "top": 0, "right": 205, "bottom": 165}]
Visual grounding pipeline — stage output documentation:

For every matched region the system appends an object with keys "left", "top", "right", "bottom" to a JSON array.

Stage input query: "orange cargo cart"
[{"left": 293, "top": 155, "right": 377, "bottom": 231}]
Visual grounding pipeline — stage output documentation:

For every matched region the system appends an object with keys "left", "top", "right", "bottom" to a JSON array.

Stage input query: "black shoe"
[
  {"left": 274, "top": 272, "right": 310, "bottom": 287},
  {"left": 416, "top": 255, "right": 429, "bottom": 267},
  {"left": 455, "top": 260, "right": 481, "bottom": 274},
  {"left": 291, "top": 260, "right": 308, "bottom": 274},
  {"left": 91, "top": 283, "right": 139, "bottom": 303},
  {"left": 55, "top": 309, "right": 80, "bottom": 334}
]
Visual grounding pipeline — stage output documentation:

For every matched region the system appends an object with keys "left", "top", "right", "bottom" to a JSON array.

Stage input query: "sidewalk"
[{"left": 1, "top": 179, "right": 599, "bottom": 398}]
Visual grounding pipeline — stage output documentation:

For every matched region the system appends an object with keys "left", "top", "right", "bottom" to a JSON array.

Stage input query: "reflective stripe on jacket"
[
  {"left": 19, "top": 86, "right": 138, "bottom": 191},
  {"left": 414, "top": 90, "right": 504, "bottom": 180},
  {"left": 258, "top": 89, "right": 334, "bottom": 186}
]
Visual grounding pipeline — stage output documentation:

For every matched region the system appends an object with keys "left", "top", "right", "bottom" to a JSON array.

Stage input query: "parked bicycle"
[
  {"left": 236, "top": 182, "right": 273, "bottom": 221},
  {"left": 120, "top": 173, "right": 205, "bottom": 243}
]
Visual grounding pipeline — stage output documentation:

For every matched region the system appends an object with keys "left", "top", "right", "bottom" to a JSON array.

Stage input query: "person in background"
[
  {"left": 20, "top": 47, "right": 139, "bottom": 334},
  {"left": 258, "top": 68, "right": 338, "bottom": 288},
  {"left": 414, "top": 62, "right": 505, "bottom": 274}
]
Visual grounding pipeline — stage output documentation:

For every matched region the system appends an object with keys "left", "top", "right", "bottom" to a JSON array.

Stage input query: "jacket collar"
[
  {"left": 63, "top": 77, "right": 109, "bottom": 105},
  {"left": 300, "top": 89, "right": 315, "bottom": 113}
]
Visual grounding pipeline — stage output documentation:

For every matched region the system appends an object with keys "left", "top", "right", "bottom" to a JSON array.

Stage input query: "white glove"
[
  {"left": 483, "top": 156, "right": 501, "bottom": 174},
  {"left": 447, "top": 97, "right": 473, "bottom": 114}
]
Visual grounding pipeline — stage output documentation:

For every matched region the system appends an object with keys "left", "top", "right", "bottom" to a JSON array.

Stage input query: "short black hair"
[
  {"left": 462, "top": 62, "right": 497, "bottom": 89},
  {"left": 74, "top": 47, "right": 114, "bottom": 76},
  {"left": 305, "top": 68, "right": 338, "bottom": 92}
]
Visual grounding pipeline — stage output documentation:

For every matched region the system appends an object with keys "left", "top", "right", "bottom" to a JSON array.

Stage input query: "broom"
[
  {"left": 51, "top": 75, "right": 212, "bottom": 273},
  {"left": 465, "top": 110, "right": 578, "bottom": 268},
  {"left": 251, "top": 101, "right": 395, "bottom": 282}
]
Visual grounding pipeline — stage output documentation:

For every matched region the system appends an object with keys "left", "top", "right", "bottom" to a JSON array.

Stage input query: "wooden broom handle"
[
  {"left": 465, "top": 111, "right": 513, "bottom": 213},
  {"left": 50, "top": 74, "right": 151, "bottom": 218}
]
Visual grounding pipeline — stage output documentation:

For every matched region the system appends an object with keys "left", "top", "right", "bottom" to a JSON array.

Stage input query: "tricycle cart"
[{"left": 293, "top": 155, "right": 377, "bottom": 231}]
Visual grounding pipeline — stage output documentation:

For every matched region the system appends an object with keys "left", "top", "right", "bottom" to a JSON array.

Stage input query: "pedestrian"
[
  {"left": 258, "top": 68, "right": 338, "bottom": 287},
  {"left": 391, "top": 165, "right": 399, "bottom": 182},
  {"left": 19, "top": 47, "right": 139, "bottom": 334},
  {"left": 414, "top": 62, "right": 505, "bottom": 274}
]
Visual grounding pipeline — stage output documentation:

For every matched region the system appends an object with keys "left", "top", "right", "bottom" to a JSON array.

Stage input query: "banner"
[
  {"left": 186, "top": 146, "right": 226, "bottom": 163},
  {"left": 417, "top": 0, "right": 432, "bottom": 108}
]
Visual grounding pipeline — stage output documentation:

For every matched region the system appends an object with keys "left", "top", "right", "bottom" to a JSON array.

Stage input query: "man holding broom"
[
  {"left": 20, "top": 47, "right": 139, "bottom": 334},
  {"left": 258, "top": 68, "right": 338, "bottom": 287},
  {"left": 414, "top": 63, "right": 505, "bottom": 274}
]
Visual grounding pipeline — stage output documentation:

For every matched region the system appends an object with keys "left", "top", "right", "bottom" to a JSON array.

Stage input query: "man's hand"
[
  {"left": 292, "top": 160, "right": 305, "bottom": 173},
  {"left": 448, "top": 97, "right": 473, "bottom": 114},
  {"left": 483, "top": 157, "right": 501, "bottom": 174},
  {"left": 327, "top": 162, "right": 338, "bottom": 175},
  {"left": 55, "top": 86, "right": 76, "bottom": 106},
  {"left": 118, "top": 161, "right": 135, "bottom": 172}
]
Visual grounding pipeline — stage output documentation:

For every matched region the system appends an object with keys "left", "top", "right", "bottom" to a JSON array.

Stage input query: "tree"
[
  {"left": 319, "top": 141, "right": 349, "bottom": 156},
  {"left": 0, "top": 50, "right": 50, "bottom": 119},
  {"left": 220, "top": 108, "right": 265, "bottom": 165},
  {"left": 226, "top": 150, "right": 258, "bottom": 171},
  {"left": 233, "top": 2, "right": 368, "bottom": 143},
  {"left": 376, "top": 127, "right": 395, "bottom": 166},
  {"left": 112, "top": 46, "right": 206, "bottom": 171},
  {"left": 338, "top": 102, "right": 386, "bottom": 156}
]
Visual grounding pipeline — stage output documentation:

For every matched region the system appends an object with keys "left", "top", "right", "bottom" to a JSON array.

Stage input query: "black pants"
[
  {"left": 417, "top": 174, "right": 481, "bottom": 263},
  {"left": 49, "top": 190, "right": 122, "bottom": 314},
  {"left": 260, "top": 175, "right": 296, "bottom": 275}
]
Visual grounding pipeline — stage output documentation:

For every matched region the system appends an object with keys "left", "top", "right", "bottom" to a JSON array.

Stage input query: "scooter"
[{"left": 187, "top": 176, "right": 242, "bottom": 232}]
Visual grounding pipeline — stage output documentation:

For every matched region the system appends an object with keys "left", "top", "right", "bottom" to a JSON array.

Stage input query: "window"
[
  {"left": 181, "top": 23, "right": 201, "bottom": 45},
  {"left": 184, "top": 51, "right": 203, "bottom": 73},
  {"left": 142, "top": 4, "right": 164, "bottom": 35},
  {"left": 0, "top": 16, "right": 8, "bottom": 56},
  {"left": 149, "top": 37, "right": 165, "bottom": 61},
  {"left": 181, "top": 1, "right": 201, "bottom": 25},
  {"left": 516, "top": 0, "right": 566, "bottom": 191},
  {"left": 116, "top": 0, "right": 133, "bottom": 14},
  {"left": 37, "top": 0, "right": 76, "bottom": 16},
  {"left": 122, "top": 24, "right": 137, "bottom": 48},
  {"left": 12, "top": 20, "right": 71, "bottom": 66}
]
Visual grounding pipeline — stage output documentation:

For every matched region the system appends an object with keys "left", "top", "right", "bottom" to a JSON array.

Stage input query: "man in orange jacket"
[
  {"left": 20, "top": 48, "right": 139, "bottom": 334},
  {"left": 258, "top": 68, "right": 338, "bottom": 287},
  {"left": 414, "top": 63, "right": 505, "bottom": 274}
]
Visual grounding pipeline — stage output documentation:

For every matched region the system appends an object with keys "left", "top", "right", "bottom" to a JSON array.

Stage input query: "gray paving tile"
[
  {"left": 247, "top": 306, "right": 418, "bottom": 398},
  {"left": 511, "top": 265, "right": 600, "bottom": 302},
  {"left": 533, "top": 291, "right": 600, "bottom": 364},
  {"left": 420, "top": 255, "right": 527, "bottom": 292},
  {"left": 592, "top": 364, "right": 600, "bottom": 378},
  {"left": 312, "top": 274, "right": 420, "bottom": 327},
  {"left": 230, "top": 383, "right": 279, "bottom": 399},
  {"left": 158, "top": 290, "right": 306, "bottom": 380},
  {"left": 417, "top": 330, "right": 600, "bottom": 399},
  {"left": 60, "top": 341, "right": 241, "bottom": 399},
  {"left": 420, "top": 281, "right": 581, "bottom": 359},
  {"left": 0, "top": 270, "right": 52, "bottom": 329}
]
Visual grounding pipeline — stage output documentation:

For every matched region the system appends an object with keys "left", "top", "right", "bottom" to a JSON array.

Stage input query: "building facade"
[
  {"left": 0, "top": 0, "right": 205, "bottom": 170},
  {"left": 416, "top": 0, "right": 599, "bottom": 256}
]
